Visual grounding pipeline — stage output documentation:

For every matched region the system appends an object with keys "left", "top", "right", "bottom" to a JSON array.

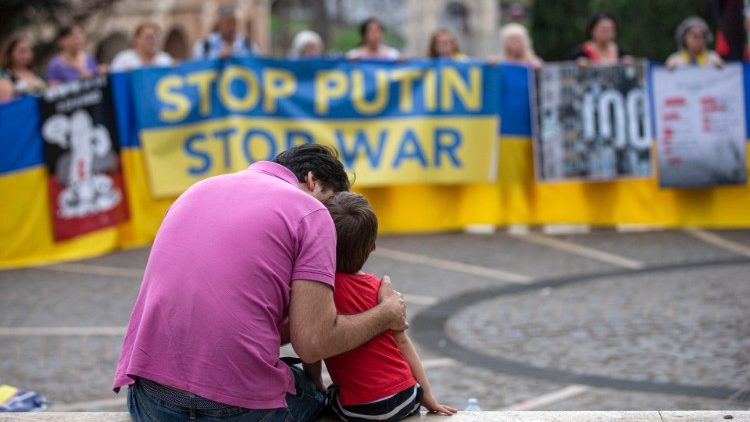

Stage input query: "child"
[{"left": 320, "top": 192, "right": 457, "bottom": 421}]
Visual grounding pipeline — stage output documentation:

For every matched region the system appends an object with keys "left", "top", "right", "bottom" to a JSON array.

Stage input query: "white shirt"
[
  {"left": 111, "top": 49, "right": 174, "bottom": 71},
  {"left": 192, "top": 33, "right": 258, "bottom": 59},
  {"left": 345, "top": 45, "right": 401, "bottom": 60}
]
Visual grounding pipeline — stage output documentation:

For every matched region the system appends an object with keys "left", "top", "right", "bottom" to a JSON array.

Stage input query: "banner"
[
  {"left": 652, "top": 64, "right": 747, "bottom": 188},
  {"left": 39, "top": 76, "right": 129, "bottom": 240},
  {"left": 534, "top": 62, "right": 652, "bottom": 182},
  {"left": 130, "top": 58, "right": 501, "bottom": 197}
]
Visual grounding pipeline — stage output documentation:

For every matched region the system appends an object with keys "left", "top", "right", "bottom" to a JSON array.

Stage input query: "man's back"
[{"left": 113, "top": 162, "right": 336, "bottom": 409}]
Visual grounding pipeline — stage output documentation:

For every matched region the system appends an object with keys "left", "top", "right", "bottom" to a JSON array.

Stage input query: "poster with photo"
[
  {"left": 39, "top": 75, "right": 128, "bottom": 241},
  {"left": 534, "top": 62, "right": 652, "bottom": 181}
]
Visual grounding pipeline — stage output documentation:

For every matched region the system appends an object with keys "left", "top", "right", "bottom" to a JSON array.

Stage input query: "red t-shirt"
[{"left": 324, "top": 272, "right": 416, "bottom": 405}]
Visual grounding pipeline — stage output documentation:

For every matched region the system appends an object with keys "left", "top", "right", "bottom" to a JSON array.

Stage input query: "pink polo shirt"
[{"left": 113, "top": 161, "right": 336, "bottom": 409}]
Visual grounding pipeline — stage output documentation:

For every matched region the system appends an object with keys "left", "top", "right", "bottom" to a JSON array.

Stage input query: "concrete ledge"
[{"left": 0, "top": 412, "right": 748, "bottom": 421}]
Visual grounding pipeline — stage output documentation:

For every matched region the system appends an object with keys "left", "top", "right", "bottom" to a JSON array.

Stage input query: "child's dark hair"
[
  {"left": 274, "top": 144, "right": 350, "bottom": 193},
  {"left": 325, "top": 192, "right": 378, "bottom": 274}
]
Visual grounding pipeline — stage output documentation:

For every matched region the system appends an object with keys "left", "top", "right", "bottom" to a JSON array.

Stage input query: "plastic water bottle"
[{"left": 464, "top": 398, "right": 481, "bottom": 411}]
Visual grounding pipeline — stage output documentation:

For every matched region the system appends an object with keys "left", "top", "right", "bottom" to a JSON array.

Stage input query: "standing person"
[
  {"left": 427, "top": 28, "right": 467, "bottom": 59},
  {"left": 666, "top": 17, "right": 723, "bottom": 69},
  {"left": 570, "top": 12, "right": 633, "bottom": 66},
  {"left": 114, "top": 144, "right": 409, "bottom": 422},
  {"left": 497, "top": 23, "right": 543, "bottom": 69},
  {"left": 346, "top": 18, "right": 401, "bottom": 60},
  {"left": 46, "top": 24, "right": 101, "bottom": 86},
  {"left": 111, "top": 22, "right": 174, "bottom": 71},
  {"left": 288, "top": 30, "right": 324, "bottom": 58},
  {"left": 321, "top": 192, "right": 457, "bottom": 421},
  {"left": 193, "top": 5, "right": 259, "bottom": 59},
  {"left": 1, "top": 37, "right": 46, "bottom": 97}
]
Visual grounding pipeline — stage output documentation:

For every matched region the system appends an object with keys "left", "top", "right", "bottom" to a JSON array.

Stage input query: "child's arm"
[
  {"left": 393, "top": 331, "right": 457, "bottom": 415},
  {"left": 303, "top": 360, "right": 326, "bottom": 393}
]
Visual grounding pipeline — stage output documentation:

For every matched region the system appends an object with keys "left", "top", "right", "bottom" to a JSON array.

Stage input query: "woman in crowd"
[
  {"left": 497, "top": 23, "right": 542, "bottom": 69},
  {"left": 46, "top": 24, "right": 102, "bottom": 85},
  {"left": 346, "top": 18, "right": 401, "bottom": 60},
  {"left": 1, "top": 36, "right": 45, "bottom": 98},
  {"left": 111, "top": 22, "right": 173, "bottom": 71},
  {"left": 570, "top": 12, "right": 633, "bottom": 65},
  {"left": 427, "top": 28, "right": 467, "bottom": 59},
  {"left": 288, "top": 30, "right": 324, "bottom": 58},
  {"left": 666, "top": 17, "right": 723, "bottom": 69}
]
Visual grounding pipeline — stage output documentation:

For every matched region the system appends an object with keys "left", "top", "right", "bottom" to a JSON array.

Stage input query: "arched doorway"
[
  {"left": 96, "top": 32, "right": 129, "bottom": 65},
  {"left": 164, "top": 27, "right": 189, "bottom": 60}
]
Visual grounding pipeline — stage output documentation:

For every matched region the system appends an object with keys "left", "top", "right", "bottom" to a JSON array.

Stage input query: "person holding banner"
[
  {"left": 1, "top": 37, "right": 46, "bottom": 97},
  {"left": 497, "top": 23, "right": 543, "bottom": 69},
  {"left": 46, "top": 24, "right": 103, "bottom": 86},
  {"left": 666, "top": 17, "right": 724, "bottom": 69},
  {"left": 570, "top": 12, "right": 633, "bottom": 66},
  {"left": 114, "top": 144, "right": 409, "bottom": 422},
  {"left": 427, "top": 28, "right": 467, "bottom": 59},
  {"left": 288, "top": 30, "right": 324, "bottom": 58},
  {"left": 111, "top": 22, "right": 174, "bottom": 71},
  {"left": 193, "top": 5, "right": 259, "bottom": 60},
  {"left": 346, "top": 18, "right": 401, "bottom": 60}
]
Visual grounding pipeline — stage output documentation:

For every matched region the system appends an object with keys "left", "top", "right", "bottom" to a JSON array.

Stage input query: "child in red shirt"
[{"left": 320, "top": 192, "right": 456, "bottom": 421}]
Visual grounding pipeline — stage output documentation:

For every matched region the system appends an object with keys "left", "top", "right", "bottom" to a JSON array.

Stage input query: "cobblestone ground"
[{"left": 1, "top": 229, "right": 749, "bottom": 412}]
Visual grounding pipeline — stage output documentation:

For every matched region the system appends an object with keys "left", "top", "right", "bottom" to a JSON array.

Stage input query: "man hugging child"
[{"left": 318, "top": 192, "right": 457, "bottom": 421}]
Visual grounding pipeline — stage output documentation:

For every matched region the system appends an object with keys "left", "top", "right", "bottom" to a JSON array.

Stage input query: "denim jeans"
[{"left": 127, "top": 364, "right": 325, "bottom": 422}]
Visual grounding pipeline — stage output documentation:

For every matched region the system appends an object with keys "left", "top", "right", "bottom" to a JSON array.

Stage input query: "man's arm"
[{"left": 289, "top": 276, "right": 407, "bottom": 363}]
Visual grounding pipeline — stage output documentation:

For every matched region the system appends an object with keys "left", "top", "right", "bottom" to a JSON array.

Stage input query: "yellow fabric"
[
  {"left": 0, "top": 385, "right": 19, "bottom": 404},
  {"left": 0, "top": 167, "right": 119, "bottom": 268},
  {"left": 139, "top": 117, "right": 498, "bottom": 198},
  {"left": 2, "top": 137, "right": 750, "bottom": 268}
]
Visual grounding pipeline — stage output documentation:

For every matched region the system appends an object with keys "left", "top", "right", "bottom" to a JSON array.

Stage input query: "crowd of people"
[{"left": 0, "top": 8, "right": 746, "bottom": 102}]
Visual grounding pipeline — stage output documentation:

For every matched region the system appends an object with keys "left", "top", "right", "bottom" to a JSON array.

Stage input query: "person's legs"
[
  {"left": 327, "top": 384, "right": 423, "bottom": 422},
  {"left": 127, "top": 377, "right": 289, "bottom": 422},
  {"left": 284, "top": 364, "right": 326, "bottom": 422}
]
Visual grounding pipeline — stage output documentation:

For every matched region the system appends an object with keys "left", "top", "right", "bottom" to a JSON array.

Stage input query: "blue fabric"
[
  {"left": 0, "top": 386, "right": 48, "bottom": 412},
  {"left": 130, "top": 57, "right": 501, "bottom": 130},
  {"left": 0, "top": 96, "right": 43, "bottom": 173},
  {"left": 498, "top": 64, "right": 533, "bottom": 136},
  {"left": 110, "top": 71, "right": 141, "bottom": 148}
]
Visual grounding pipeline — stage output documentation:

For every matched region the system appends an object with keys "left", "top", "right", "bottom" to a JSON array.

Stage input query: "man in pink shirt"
[{"left": 113, "top": 144, "right": 408, "bottom": 422}]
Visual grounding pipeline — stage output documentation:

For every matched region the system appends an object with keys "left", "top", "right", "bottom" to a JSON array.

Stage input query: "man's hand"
[{"left": 377, "top": 276, "right": 408, "bottom": 331}]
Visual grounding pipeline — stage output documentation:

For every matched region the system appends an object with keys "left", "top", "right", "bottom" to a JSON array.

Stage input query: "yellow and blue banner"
[
  {"left": 2, "top": 60, "right": 750, "bottom": 269},
  {"left": 130, "top": 58, "right": 501, "bottom": 197}
]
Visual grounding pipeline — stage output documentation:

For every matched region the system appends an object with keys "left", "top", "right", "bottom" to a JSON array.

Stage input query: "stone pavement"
[{"left": 0, "top": 228, "right": 749, "bottom": 413}]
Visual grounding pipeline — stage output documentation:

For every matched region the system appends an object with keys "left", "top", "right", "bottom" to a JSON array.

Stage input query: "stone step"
[{"left": 0, "top": 411, "right": 748, "bottom": 422}]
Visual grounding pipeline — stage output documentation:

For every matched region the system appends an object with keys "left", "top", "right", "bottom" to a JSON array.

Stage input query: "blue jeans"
[{"left": 127, "top": 364, "right": 325, "bottom": 422}]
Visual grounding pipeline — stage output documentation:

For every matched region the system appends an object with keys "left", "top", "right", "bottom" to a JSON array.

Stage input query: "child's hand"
[{"left": 421, "top": 391, "right": 458, "bottom": 416}]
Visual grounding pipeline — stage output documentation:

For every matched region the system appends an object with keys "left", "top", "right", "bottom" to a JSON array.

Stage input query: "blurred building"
[
  {"left": 86, "top": 0, "right": 504, "bottom": 62},
  {"left": 90, "top": 0, "right": 270, "bottom": 64},
  {"left": 404, "top": 0, "right": 501, "bottom": 57}
]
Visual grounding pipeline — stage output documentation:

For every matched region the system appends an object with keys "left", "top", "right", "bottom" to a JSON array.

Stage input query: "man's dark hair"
[
  {"left": 325, "top": 192, "right": 377, "bottom": 274},
  {"left": 273, "top": 144, "right": 350, "bottom": 193}
]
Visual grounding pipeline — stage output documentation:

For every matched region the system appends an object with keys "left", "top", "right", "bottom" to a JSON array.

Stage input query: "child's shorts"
[{"left": 326, "top": 384, "right": 423, "bottom": 422}]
